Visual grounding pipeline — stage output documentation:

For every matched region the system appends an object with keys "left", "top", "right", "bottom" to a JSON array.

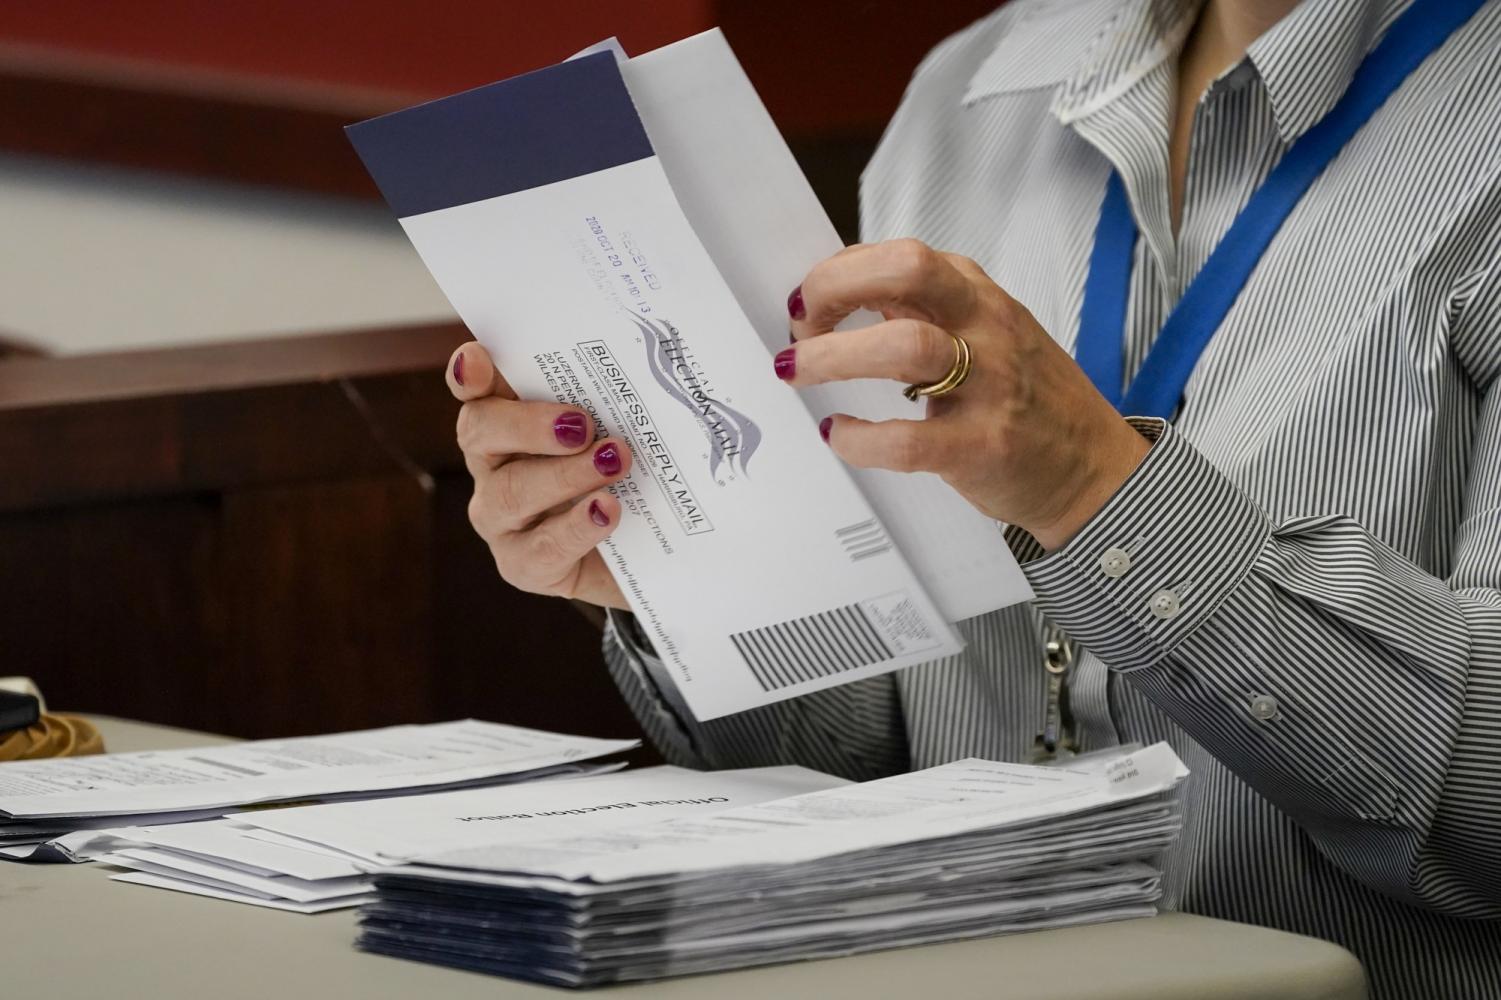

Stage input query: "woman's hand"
[
  {"left": 448, "top": 342, "right": 630, "bottom": 609},
  {"left": 781, "top": 240, "right": 1150, "bottom": 551}
]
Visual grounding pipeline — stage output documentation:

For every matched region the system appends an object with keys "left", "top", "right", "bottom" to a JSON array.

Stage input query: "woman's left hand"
[{"left": 780, "top": 239, "right": 1151, "bottom": 551}]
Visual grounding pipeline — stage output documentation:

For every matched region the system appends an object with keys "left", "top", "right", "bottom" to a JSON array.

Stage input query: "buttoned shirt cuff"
[{"left": 1021, "top": 418, "right": 1273, "bottom": 671}]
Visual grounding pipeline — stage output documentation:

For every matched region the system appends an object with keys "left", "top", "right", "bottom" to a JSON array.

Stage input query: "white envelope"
[{"left": 347, "top": 31, "right": 1033, "bottom": 720}]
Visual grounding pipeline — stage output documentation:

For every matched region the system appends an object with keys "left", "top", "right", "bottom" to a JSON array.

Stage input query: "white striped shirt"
[{"left": 603, "top": 0, "right": 1501, "bottom": 995}]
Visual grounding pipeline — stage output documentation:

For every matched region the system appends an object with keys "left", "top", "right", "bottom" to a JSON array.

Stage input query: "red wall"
[
  {"left": 0, "top": 0, "right": 1002, "bottom": 134},
  {"left": 0, "top": 1, "right": 713, "bottom": 97}
]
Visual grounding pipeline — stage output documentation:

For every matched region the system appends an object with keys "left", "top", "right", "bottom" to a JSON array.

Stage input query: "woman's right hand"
[{"left": 448, "top": 341, "right": 630, "bottom": 610}]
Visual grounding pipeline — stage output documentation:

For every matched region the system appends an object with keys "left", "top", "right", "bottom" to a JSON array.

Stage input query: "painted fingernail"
[
  {"left": 774, "top": 347, "right": 796, "bottom": 381},
  {"left": 594, "top": 441, "right": 622, "bottom": 477},
  {"left": 787, "top": 285, "right": 806, "bottom": 320},
  {"left": 819, "top": 416, "right": 833, "bottom": 443},
  {"left": 589, "top": 500, "right": 610, "bottom": 527},
  {"left": 452, "top": 351, "right": 466, "bottom": 387},
  {"left": 553, "top": 411, "right": 588, "bottom": 448}
]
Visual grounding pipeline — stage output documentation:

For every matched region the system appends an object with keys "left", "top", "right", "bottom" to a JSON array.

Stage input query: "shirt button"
[
  {"left": 1249, "top": 695, "right": 1280, "bottom": 721},
  {"left": 1099, "top": 547, "right": 1132, "bottom": 578},
  {"left": 1148, "top": 589, "right": 1181, "bottom": 619}
]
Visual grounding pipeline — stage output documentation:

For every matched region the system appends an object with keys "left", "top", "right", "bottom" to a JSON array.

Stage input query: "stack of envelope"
[
  {"left": 0, "top": 720, "right": 637, "bottom": 862},
  {"left": 73, "top": 818, "right": 376, "bottom": 913},
  {"left": 48, "top": 765, "right": 847, "bottom": 913},
  {"left": 357, "top": 744, "right": 1188, "bottom": 986}
]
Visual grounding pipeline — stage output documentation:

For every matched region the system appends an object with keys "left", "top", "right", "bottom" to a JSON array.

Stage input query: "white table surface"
[{"left": 0, "top": 716, "right": 1369, "bottom": 1000}]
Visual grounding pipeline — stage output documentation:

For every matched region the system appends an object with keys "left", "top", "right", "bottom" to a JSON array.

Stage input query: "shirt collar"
[
  {"left": 963, "top": 0, "right": 1408, "bottom": 145},
  {"left": 1246, "top": 0, "right": 1410, "bottom": 142},
  {"left": 962, "top": 0, "right": 1196, "bottom": 110}
]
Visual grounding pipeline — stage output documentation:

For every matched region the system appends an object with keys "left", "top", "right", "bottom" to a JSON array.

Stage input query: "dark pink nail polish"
[
  {"left": 594, "top": 441, "right": 622, "bottom": 477},
  {"left": 553, "top": 411, "right": 588, "bottom": 448},
  {"left": 452, "top": 351, "right": 466, "bottom": 386},
  {"left": 787, "top": 285, "right": 806, "bottom": 320},
  {"left": 774, "top": 348, "right": 796, "bottom": 381},
  {"left": 819, "top": 416, "right": 833, "bottom": 443},
  {"left": 589, "top": 500, "right": 610, "bottom": 527}
]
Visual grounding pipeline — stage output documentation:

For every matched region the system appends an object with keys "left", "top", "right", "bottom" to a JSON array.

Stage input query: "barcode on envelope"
[{"left": 730, "top": 604, "right": 894, "bottom": 692}]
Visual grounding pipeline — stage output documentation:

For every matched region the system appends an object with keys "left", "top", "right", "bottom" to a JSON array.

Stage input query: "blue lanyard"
[{"left": 1075, "top": 0, "right": 1486, "bottom": 420}]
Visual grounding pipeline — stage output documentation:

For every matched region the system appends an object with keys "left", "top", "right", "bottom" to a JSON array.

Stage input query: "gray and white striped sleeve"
[
  {"left": 602, "top": 610, "right": 909, "bottom": 780},
  {"left": 1024, "top": 267, "right": 1501, "bottom": 917}
]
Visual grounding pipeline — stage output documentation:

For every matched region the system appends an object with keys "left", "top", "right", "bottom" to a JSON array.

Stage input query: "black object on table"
[{"left": 0, "top": 690, "right": 40, "bottom": 735}]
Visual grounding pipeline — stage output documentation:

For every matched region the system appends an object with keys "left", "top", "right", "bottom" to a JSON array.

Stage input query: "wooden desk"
[{"left": 0, "top": 716, "right": 1369, "bottom": 1000}]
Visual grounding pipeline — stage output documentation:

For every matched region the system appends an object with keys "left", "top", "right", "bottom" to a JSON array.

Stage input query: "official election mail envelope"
[{"left": 347, "top": 39, "right": 973, "bottom": 720}]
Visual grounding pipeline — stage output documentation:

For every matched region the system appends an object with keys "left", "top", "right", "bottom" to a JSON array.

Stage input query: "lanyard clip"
[{"left": 1033, "top": 627, "right": 1078, "bottom": 762}]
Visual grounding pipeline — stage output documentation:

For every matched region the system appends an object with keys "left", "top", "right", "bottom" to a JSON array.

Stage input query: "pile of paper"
[
  {"left": 44, "top": 765, "right": 847, "bottom": 913},
  {"left": 358, "top": 744, "right": 1188, "bottom": 986},
  {"left": 83, "top": 819, "right": 377, "bottom": 913},
  {"left": 0, "top": 720, "right": 637, "bottom": 861}
]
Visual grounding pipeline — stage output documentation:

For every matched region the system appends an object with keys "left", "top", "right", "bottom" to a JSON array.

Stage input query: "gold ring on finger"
[{"left": 903, "top": 334, "right": 973, "bottom": 401}]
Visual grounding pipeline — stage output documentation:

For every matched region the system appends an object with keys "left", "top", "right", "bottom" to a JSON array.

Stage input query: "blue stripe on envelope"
[{"left": 346, "top": 51, "right": 654, "bottom": 219}]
